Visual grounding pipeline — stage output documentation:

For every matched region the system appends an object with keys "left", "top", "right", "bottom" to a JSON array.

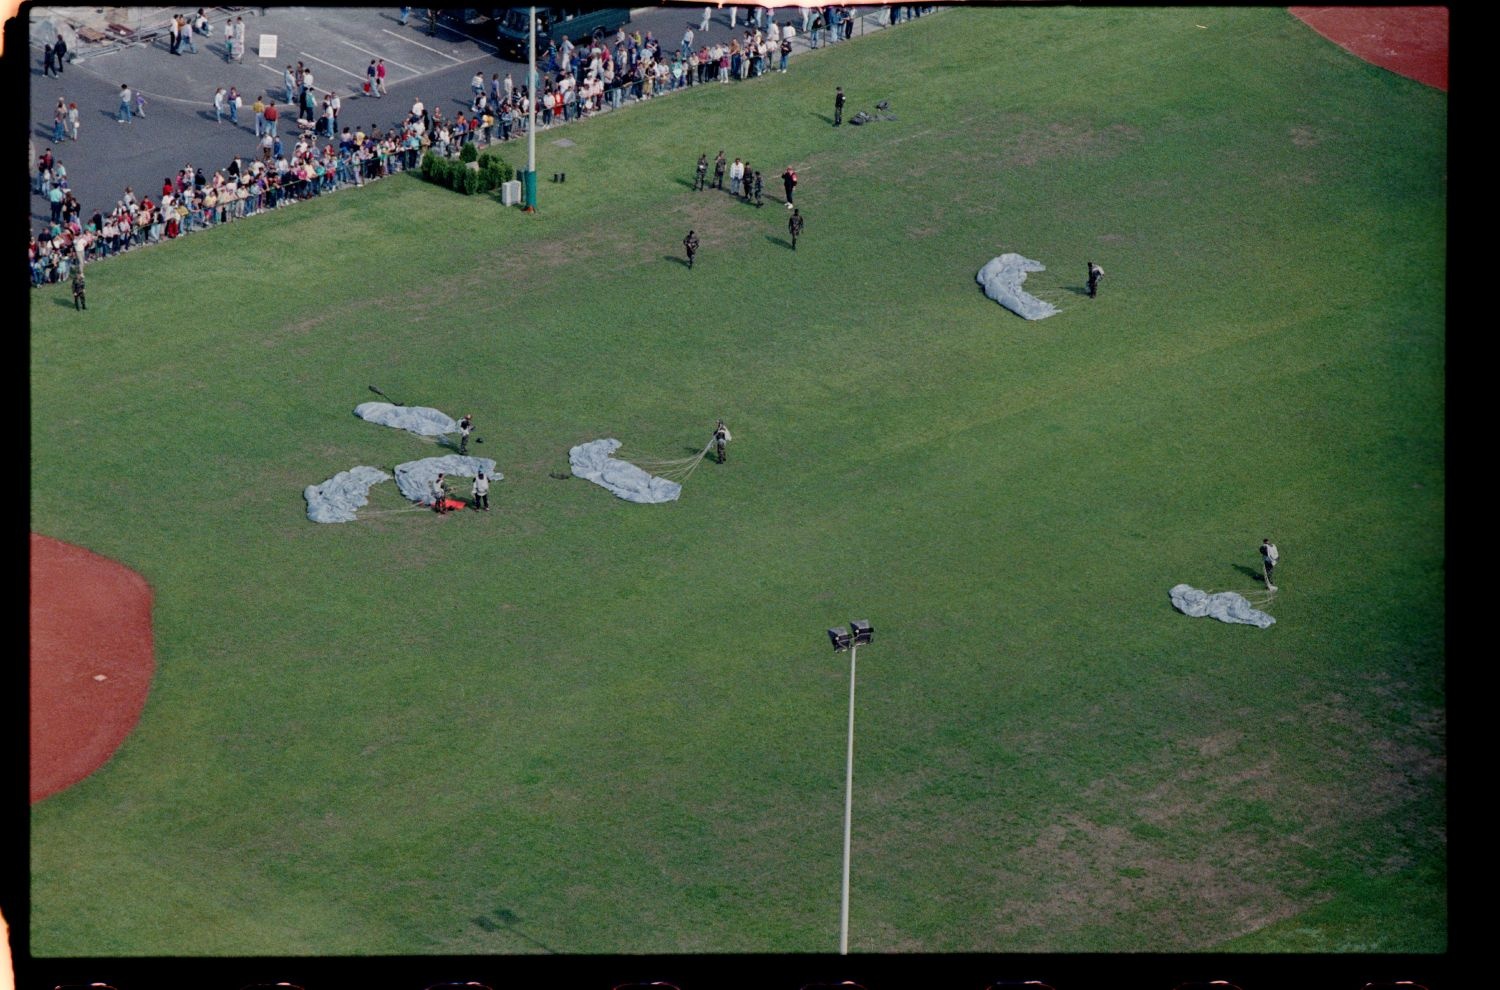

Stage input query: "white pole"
[
  {"left": 839, "top": 641, "right": 857, "bottom": 955},
  {"left": 527, "top": 5, "right": 536, "bottom": 172}
]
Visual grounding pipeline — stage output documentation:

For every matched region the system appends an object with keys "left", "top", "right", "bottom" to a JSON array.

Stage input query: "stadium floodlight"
[{"left": 823, "top": 619, "right": 874, "bottom": 954}]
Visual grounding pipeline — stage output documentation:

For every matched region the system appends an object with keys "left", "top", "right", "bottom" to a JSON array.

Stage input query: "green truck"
[{"left": 494, "top": 7, "right": 632, "bottom": 59}]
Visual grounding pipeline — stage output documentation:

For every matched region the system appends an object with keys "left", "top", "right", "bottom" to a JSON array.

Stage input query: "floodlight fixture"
[
  {"left": 850, "top": 619, "right": 873, "bottom": 645},
  {"left": 828, "top": 627, "right": 852, "bottom": 651}
]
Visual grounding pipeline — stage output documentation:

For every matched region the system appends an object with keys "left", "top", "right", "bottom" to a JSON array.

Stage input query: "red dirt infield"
[
  {"left": 1290, "top": 6, "right": 1449, "bottom": 91},
  {"left": 30, "top": 534, "right": 155, "bottom": 804}
]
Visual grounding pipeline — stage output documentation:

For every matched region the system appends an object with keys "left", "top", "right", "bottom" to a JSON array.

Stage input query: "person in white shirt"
[{"left": 1259, "top": 539, "right": 1280, "bottom": 590}]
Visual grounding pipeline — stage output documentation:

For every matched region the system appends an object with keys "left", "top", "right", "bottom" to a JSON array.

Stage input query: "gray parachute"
[
  {"left": 569, "top": 439, "right": 682, "bottom": 504},
  {"left": 304, "top": 466, "right": 393, "bottom": 523},
  {"left": 1168, "top": 584, "right": 1275, "bottom": 629},
  {"left": 394, "top": 455, "right": 500, "bottom": 504},
  {"left": 977, "top": 253, "right": 1060, "bottom": 321},
  {"left": 355, "top": 401, "right": 458, "bottom": 437}
]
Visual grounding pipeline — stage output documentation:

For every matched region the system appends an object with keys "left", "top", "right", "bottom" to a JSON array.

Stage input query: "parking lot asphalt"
[{"left": 28, "top": 5, "right": 905, "bottom": 230}]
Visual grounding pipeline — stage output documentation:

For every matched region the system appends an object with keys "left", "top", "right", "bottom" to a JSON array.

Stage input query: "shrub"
[
  {"left": 422, "top": 148, "right": 513, "bottom": 196},
  {"left": 476, "top": 154, "right": 511, "bottom": 193}
]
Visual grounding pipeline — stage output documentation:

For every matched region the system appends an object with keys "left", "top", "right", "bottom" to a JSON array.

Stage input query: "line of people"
[
  {"left": 30, "top": 5, "right": 935, "bottom": 285},
  {"left": 29, "top": 124, "right": 432, "bottom": 288}
]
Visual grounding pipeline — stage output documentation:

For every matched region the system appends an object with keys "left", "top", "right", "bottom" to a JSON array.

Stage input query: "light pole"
[
  {"left": 826, "top": 618, "right": 874, "bottom": 955},
  {"left": 522, "top": 5, "right": 538, "bottom": 211}
]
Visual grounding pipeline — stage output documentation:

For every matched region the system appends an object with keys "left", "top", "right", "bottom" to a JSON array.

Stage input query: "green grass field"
[{"left": 29, "top": 7, "right": 1445, "bottom": 957}]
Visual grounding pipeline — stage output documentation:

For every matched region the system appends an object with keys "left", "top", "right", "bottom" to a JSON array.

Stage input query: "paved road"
[{"left": 27, "top": 5, "right": 920, "bottom": 231}]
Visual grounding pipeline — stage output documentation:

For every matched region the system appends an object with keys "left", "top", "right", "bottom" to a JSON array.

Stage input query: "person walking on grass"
[
  {"left": 788, "top": 207, "right": 804, "bottom": 250},
  {"left": 1087, "top": 260, "right": 1104, "bottom": 298},
  {"left": 458, "top": 413, "right": 474, "bottom": 455},
  {"left": 472, "top": 471, "right": 490, "bottom": 511},
  {"left": 694, "top": 153, "right": 708, "bottom": 191},
  {"left": 714, "top": 419, "right": 731, "bottom": 463},
  {"left": 72, "top": 266, "right": 86, "bottom": 310},
  {"left": 683, "top": 229, "right": 699, "bottom": 269},
  {"left": 1260, "top": 538, "right": 1279, "bottom": 591},
  {"left": 834, "top": 85, "right": 846, "bottom": 125}
]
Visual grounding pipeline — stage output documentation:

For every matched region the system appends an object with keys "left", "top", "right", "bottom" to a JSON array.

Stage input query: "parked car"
[{"left": 494, "top": 7, "right": 631, "bottom": 59}]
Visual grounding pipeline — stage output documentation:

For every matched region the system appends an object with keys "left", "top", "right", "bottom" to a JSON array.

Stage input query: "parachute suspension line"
[
  {"left": 1207, "top": 587, "right": 1277, "bottom": 608},
  {"left": 353, "top": 506, "right": 434, "bottom": 519},
  {"left": 649, "top": 440, "right": 715, "bottom": 484}
]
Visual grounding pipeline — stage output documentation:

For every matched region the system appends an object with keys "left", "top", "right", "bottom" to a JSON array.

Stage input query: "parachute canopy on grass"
[
  {"left": 1169, "top": 584, "right": 1275, "bottom": 628},
  {"left": 355, "top": 401, "right": 458, "bottom": 437},
  {"left": 570, "top": 439, "right": 682, "bottom": 504},
  {"left": 304, "top": 466, "right": 392, "bottom": 523},
  {"left": 394, "top": 455, "right": 499, "bottom": 503},
  {"left": 977, "top": 253, "right": 1060, "bottom": 320}
]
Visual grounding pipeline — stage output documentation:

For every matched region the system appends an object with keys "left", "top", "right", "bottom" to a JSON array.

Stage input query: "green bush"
[
  {"left": 422, "top": 147, "right": 514, "bottom": 196},
  {"left": 477, "top": 153, "right": 513, "bottom": 193}
]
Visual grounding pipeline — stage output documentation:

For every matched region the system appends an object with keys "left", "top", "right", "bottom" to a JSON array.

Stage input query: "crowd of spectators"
[{"left": 30, "top": 5, "right": 941, "bottom": 288}]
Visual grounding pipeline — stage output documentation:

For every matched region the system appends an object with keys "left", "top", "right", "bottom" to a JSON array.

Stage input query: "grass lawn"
[{"left": 29, "top": 5, "right": 1444, "bottom": 964}]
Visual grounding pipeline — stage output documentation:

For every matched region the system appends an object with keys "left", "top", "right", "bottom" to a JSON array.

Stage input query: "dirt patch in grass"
[
  {"left": 1289, "top": 124, "right": 1327, "bottom": 148},
  {"left": 1002, "top": 121, "right": 1145, "bottom": 169},
  {"left": 665, "top": 193, "right": 763, "bottom": 248},
  {"left": 968, "top": 669, "right": 1445, "bottom": 950}
]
